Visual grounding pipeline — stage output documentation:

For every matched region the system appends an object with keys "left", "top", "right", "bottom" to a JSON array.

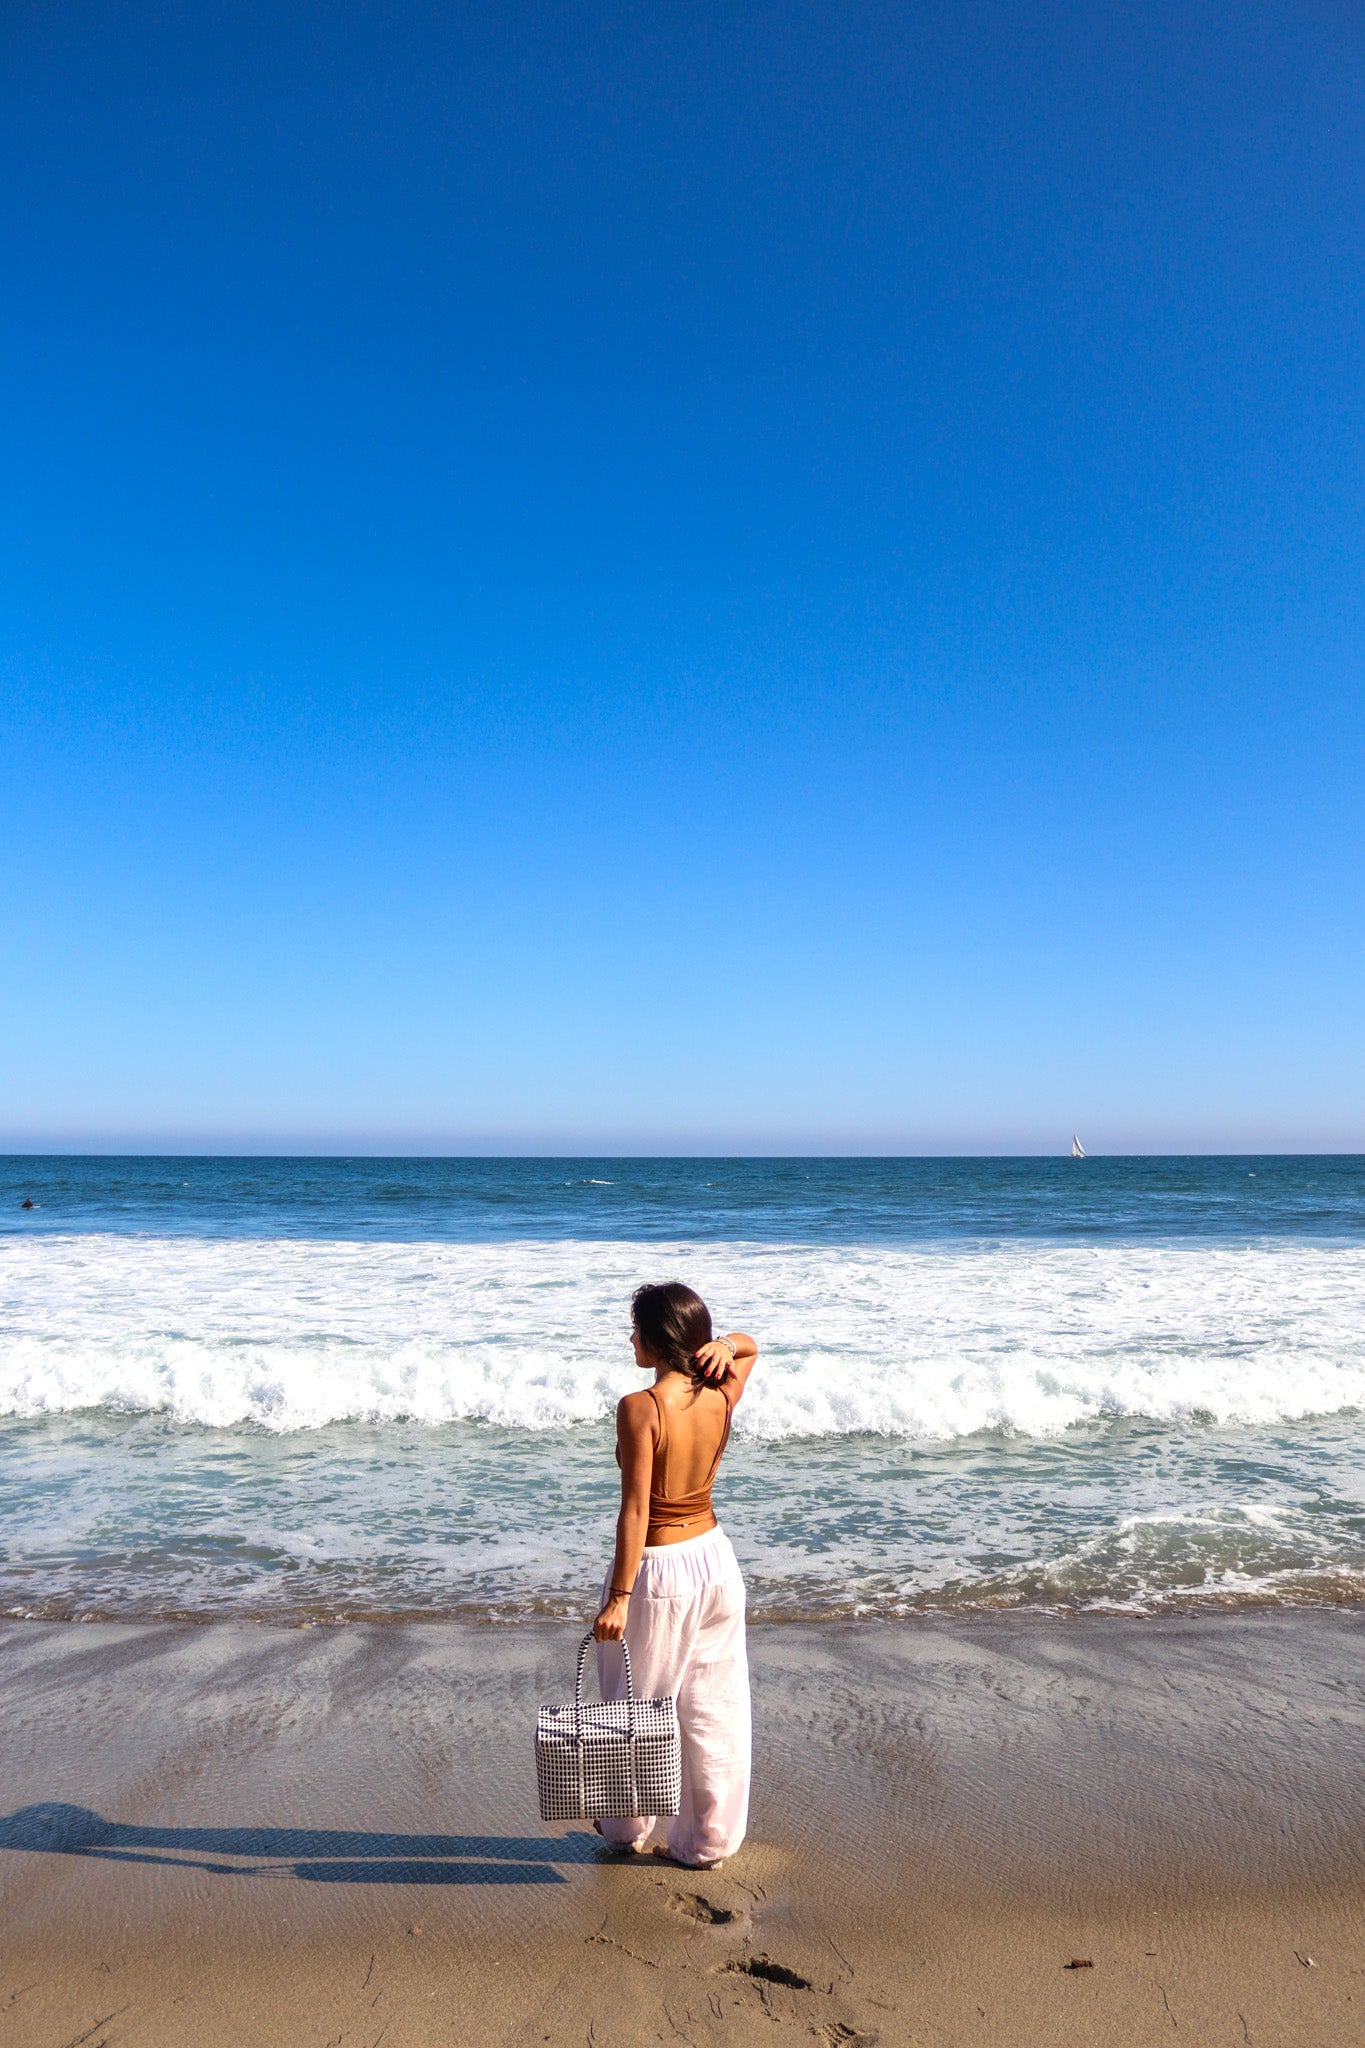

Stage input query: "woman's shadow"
[{"left": 0, "top": 1803, "right": 597, "bottom": 1885}]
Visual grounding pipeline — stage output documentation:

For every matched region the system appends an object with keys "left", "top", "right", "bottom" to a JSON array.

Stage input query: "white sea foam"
[{"left": 0, "top": 1234, "right": 1362, "bottom": 1439}]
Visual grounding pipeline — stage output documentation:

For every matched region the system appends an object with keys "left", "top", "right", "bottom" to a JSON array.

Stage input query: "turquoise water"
[{"left": 1, "top": 1156, "right": 1363, "bottom": 1619}]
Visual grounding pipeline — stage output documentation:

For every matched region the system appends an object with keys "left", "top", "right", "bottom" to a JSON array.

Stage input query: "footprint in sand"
[
  {"left": 720, "top": 1954, "right": 814, "bottom": 1989},
  {"left": 666, "top": 1890, "right": 742, "bottom": 1926}
]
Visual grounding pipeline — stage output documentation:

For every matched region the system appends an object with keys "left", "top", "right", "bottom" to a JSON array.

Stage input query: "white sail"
[{"left": 1071, "top": 1135, "right": 1085, "bottom": 1158}]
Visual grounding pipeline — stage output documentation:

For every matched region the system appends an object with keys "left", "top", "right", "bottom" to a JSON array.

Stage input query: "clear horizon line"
[{"left": 4, "top": 1145, "right": 1364, "bottom": 1162}]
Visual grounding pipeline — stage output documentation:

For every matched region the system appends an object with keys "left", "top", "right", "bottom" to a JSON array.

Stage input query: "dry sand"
[{"left": 0, "top": 1611, "right": 1360, "bottom": 2046}]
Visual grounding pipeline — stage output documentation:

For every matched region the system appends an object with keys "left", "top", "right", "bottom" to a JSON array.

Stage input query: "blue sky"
[{"left": 2, "top": 0, "right": 1362, "bottom": 1152}]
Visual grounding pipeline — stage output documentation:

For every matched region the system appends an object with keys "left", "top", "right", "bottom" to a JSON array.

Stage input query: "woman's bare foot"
[
  {"left": 649, "top": 1843, "right": 723, "bottom": 1870},
  {"left": 593, "top": 1819, "right": 649, "bottom": 1854}
]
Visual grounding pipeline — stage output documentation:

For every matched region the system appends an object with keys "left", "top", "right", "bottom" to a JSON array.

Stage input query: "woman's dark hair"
[{"left": 631, "top": 1282, "right": 713, "bottom": 1379}]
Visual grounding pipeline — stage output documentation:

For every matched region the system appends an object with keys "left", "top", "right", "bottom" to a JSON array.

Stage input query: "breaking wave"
[{"left": 1, "top": 1233, "right": 1362, "bottom": 1440}]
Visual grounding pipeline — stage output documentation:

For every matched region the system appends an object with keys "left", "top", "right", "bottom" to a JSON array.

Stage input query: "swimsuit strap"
[
  {"left": 702, "top": 1389, "right": 732, "bottom": 1487},
  {"left": 646, "top": 1382, "right": 668, "bottom": 1460}
]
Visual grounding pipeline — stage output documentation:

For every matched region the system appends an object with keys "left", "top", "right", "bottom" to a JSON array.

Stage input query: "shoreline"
[
  {"left": 0, "top": 1610, "right": 1360, "bottom": 2044},
  {"left": 4, "top": 1590, "right": 1365, "bottom": 1625}
]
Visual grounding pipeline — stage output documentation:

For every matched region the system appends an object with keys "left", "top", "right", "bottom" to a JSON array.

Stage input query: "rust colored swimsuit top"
[{"left": 617, "top": 1380, "right": 734, "bottom": 1544}]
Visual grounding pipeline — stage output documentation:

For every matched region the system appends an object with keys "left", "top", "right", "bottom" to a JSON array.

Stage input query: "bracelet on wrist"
[{"left": 609, "top": 1585, "right": 633, "bottom": 1598}]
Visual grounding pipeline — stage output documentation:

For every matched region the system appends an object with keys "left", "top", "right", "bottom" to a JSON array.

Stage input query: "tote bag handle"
[{"left": 574, "top": 1631, "right": 637, "bottom": 1742}]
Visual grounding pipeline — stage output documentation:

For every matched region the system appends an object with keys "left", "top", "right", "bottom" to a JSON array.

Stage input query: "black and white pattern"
[{"left": 536, "top": 1633, "right": 681, "bottom": 1821}]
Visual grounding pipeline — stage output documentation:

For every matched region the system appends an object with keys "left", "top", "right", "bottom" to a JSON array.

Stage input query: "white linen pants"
[{"left": 596, "top": 1524, "right": 751, "bottom": 1867}]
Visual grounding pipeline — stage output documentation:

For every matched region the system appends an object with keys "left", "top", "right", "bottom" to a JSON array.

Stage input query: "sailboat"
[{"left": 1071, "top": 1135, "right": 1086, "bottom": 1158}]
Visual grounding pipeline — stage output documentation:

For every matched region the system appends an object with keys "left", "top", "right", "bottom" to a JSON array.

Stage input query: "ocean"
[{"left": 2, "top": 1155, "right": 1363, "bottom": 1623}]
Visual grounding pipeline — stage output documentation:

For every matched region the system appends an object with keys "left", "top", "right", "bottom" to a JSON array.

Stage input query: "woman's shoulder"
[{"left": 616, "top": 1387, "right": 660, "bottom": 1432}]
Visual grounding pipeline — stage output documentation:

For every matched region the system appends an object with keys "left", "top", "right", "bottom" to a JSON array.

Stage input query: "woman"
[{"left": 593, "top": 1282, "right": 757, "bottom": 1869}]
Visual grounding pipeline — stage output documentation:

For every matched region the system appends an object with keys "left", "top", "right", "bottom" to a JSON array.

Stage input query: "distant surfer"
[{"left": 21, "top": 1198, "right": 35, "bottom": 1210}]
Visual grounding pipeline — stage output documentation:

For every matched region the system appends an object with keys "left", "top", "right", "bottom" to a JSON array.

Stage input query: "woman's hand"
[
  {"left": 694, "top": 1338, "right": 737, "bottom": 1385},
  {"left": 593, "top": 1592, "right": 630, "bottom": 1642}
]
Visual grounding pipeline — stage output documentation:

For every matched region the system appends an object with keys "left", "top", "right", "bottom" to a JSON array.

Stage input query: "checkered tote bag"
[{"left": 536, "top": 1633, "right": 681, "bottom": 1822}]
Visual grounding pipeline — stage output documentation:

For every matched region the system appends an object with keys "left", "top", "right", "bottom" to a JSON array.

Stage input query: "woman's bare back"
[{"left": 648, "top": 1376, "right": 732, "bottom": 1501}]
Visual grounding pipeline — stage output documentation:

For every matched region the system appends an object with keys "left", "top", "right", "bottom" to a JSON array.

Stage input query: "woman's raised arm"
[{"left": 693, "top": 1331, "right": 758, "bottom": 1404}]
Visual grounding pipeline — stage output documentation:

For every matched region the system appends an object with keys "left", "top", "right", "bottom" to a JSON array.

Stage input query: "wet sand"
[{"left": 0, "top": 1611, "right": 1360, "bottom": 2046}]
